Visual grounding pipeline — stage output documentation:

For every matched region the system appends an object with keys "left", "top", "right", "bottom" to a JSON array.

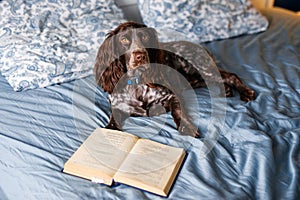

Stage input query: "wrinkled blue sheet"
[{"left": 0, "top": 8, "right": 299, "bottom": 200}]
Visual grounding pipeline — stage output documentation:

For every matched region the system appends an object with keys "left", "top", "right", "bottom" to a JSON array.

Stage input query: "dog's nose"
[{"left": 134, "top": 51, "right": 147, "bottom": 62}]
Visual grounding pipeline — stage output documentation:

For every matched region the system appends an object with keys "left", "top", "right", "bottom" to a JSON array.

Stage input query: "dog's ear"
[
  {"left": 94, "top": 34, "right": 126, "bottom": 94},
  {"left": 145, "top": 27, "right": 164, "bottom": 64}
]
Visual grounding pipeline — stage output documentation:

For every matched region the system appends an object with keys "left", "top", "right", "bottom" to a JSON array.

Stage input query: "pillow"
[
  {"left": 138, "top": 0, "right": 269, "bottom": 43},
  {"left": 0, "top": 0, "right": 125, "bottom": 91}
]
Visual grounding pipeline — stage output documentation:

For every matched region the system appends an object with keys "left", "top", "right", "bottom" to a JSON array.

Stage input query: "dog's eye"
[
  {"left": 137, "top": 32, "right": 149, "bottom": 42},
  {"left": 120, "top": 37, "right": 130, "bottom": 44},
  {"left": 141, "top": 34, "right": 149, "bottom": 42}
]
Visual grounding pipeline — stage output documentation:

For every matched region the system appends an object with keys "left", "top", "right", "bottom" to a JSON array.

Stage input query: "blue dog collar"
[{"left": 127, "top": 77, "right": 140, "bottom": 85}]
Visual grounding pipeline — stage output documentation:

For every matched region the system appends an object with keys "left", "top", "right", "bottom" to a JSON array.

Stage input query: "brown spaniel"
[{"left": 94, "top": 22, "right": 255, "bottom": 137}]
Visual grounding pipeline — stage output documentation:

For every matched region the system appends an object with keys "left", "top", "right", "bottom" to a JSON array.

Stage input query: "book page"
[
  {"left": 114, "top": 139, "right": 185, "bottom": 196},
  {"left": 64, "top": 128, "right": 138, "bottom": 185}
]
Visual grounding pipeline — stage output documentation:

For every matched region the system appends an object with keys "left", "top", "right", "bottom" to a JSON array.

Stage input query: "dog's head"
[
  {"left": 113, "top": 22, "right": 159, "bottom": 71},
  {"left": 94, "top": 22, "right": 162, "bottom": 93}
]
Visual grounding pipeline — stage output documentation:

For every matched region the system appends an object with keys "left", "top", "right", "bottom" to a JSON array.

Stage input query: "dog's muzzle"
[{"left": 128, "top": 49, "right": 150, "bottom": 70}]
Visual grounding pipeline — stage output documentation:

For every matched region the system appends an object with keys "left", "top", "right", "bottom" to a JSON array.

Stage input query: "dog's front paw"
[
  {"left": 240, "top": 88, "right": 256, "bottom": 102},
  {"left": 178, "top": 122, "right": 200, "bottom": 138},
  {"left": 105, "top": 120, "right": 122, "bottom": 131}
]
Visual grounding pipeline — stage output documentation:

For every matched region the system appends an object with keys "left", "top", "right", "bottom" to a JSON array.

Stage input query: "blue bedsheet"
[{"left": 0, "top": 8, "right": 299, "bottom": 199}]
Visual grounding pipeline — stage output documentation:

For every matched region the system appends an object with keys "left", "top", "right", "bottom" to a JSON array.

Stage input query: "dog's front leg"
[
  {"left": 106, "top": 115, "right": 122, "bottom": 130},
  {"left": 169, "top": 96, "right": 200, "bottom": 138}
]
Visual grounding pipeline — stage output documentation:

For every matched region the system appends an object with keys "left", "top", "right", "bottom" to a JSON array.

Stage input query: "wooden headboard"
[
  {"left": 251, "top": 0, "right": 274, "bottom": 9},
  {"left": 115, "top": 0, "right": 143, "bottom": 23}
]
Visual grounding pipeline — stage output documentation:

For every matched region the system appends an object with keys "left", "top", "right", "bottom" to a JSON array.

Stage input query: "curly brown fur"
[{"left": 94, "top": 21, "right": 256, "bottom": 137}]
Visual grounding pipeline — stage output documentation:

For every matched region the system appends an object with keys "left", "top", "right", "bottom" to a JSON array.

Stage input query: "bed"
[{"left": 0, "top": 0, "right": 299, "bottom": 199}]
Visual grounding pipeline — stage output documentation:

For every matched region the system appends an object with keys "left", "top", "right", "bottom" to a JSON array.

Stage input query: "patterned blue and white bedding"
[
  {"left": 138, "top": 0, "right": 269, "bottom": 43},
  {"left": 0, "top": 0, "right": 299, "bottom": 199},
  {"left": 0, "top": 0, "right": 125, "bottom": 91}
]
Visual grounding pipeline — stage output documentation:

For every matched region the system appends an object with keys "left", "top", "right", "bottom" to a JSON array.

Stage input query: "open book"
[{"left": 63, "top": 128, "right": 186, "bottom": 197}]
